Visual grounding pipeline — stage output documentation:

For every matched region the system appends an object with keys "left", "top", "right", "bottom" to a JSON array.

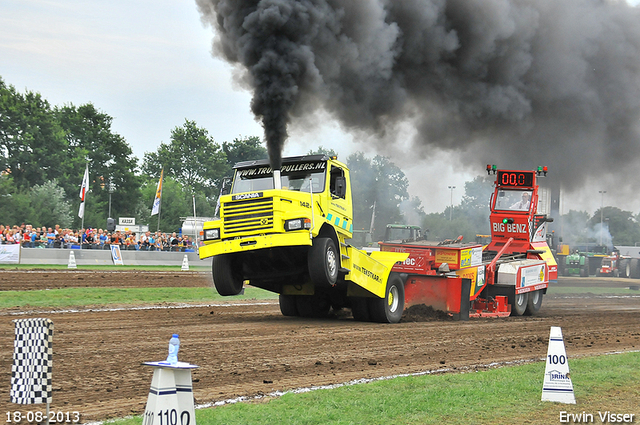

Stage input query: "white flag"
[
  {"left": 151, "top": 169, "right": 164, "bottom": 216},
  {"left": 78, "top": 164, "right": 89, "bottom": 218}
]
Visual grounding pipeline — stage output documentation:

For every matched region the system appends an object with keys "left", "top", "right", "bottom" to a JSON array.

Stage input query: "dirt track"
[{"left": 1, "top": 271, "right": 639, "bottom": 421}]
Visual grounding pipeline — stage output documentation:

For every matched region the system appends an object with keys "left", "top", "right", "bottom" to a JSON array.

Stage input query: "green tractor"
[
  {"left": 561, "top": 244, "right": 608, "bottom": 277},
  {"left": 564, "top": 250, "right": 590, "bottom": 277}
]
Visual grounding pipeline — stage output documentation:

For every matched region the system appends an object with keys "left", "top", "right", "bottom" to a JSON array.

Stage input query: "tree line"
[{"left": 2, "top": 76, "right": 638, "bottom": 246}]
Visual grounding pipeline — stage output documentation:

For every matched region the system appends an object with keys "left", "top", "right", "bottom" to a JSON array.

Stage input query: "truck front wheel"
[
  {"left": 368, "top": 274, "right": 405, "bottom": 323},
  {"left": 308, "top": 237, "right": 339, "bottom": 286},
  {"left": 212, "top": 254, "right": 244, "bottom": 296}
]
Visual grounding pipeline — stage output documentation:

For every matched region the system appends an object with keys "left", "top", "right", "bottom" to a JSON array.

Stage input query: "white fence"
[{"left": 1, "top": 246, "right": 211, "bottom": 267}]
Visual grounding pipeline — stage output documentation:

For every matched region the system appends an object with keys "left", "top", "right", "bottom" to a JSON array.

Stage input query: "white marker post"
[
  {"left": 67, "top": 251, "right": 77, "bottom": 269},
  {"left": 541, "top": 326, "right": 576, "bottom": 404},
  {"left": 142, "top": 361, "right": 199, "bottom": 425},
  {"left": 181, "top": 254, "right": 189, "bottom": 271}
]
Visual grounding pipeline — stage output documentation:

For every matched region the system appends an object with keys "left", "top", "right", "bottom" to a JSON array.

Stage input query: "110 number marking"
[{"left": 143, "top": 409, "right": 190, "bottom": 425}]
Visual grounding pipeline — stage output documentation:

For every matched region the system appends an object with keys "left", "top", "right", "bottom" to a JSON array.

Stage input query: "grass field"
[
  {"left": 110, "top": 352, "right": 639, "bottom": 425},
  {"left": 0, "top": 286, "right": 278, "bottom": 308}
]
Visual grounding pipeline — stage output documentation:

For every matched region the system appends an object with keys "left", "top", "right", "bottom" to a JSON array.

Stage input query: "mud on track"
[{"left": 1, "top": 271, "right": 639, "bottom": 421}]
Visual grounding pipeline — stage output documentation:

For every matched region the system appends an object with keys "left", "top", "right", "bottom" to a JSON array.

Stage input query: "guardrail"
[{"left": 0, "top": 245, "right": 212, "bottom": 267}]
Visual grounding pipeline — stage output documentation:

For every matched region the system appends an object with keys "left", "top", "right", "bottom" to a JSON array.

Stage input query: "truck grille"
[{"left": 222, "top": 197, "right": 274, "bottom": 235}]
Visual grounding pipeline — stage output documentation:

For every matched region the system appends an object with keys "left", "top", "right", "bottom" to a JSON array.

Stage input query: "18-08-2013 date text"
[{"left": 6, "top": 411, "right": 80, "bottom": 423}]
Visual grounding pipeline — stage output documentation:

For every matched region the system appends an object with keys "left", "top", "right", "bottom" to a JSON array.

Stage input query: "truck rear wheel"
[
  {"left": 279, "top": 295, "right": 299, "bottom": 316},
  {"left": 296, "top": 294, "right": 331, "bottom": 318},
  {"left": 510, "top": 291, "right": 528, "bottom": 316},
  {"left": 212, "top": 254, "right": 244, "bottom": 296},
  {"left": 350, "top": 297, "right": 371, "bottom": 322},
  {"left": 368, "top": 274, "right": 405, "bottom": 323},
  {"left": 524, "top": 290, "right": 543, "bottom": 315},
  {"left": 308, "top": 237, "right": 339, "bottom": 286}
]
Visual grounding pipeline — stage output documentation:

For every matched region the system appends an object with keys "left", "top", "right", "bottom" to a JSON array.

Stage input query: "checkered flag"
[{"left": 10, "top": 318, "right": 54, "bottom": 405}]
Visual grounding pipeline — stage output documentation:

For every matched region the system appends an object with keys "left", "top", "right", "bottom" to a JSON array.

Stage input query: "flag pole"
[
  {"left": 156, "top": 168, "right": 164, "bottom": 232},
  {"left": 192, "top": 192, "right": 198, "bottom": 253},
  {"left": 79, "top": 163, "right": 89, "bottom": 232}
]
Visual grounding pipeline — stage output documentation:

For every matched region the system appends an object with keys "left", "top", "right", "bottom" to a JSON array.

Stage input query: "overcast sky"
[{"left": 2, "top": 0, "right": 639, "bottom": 216}]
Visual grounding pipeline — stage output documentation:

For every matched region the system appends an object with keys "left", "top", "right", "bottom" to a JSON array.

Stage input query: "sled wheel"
[
  {"left": 510, "top": 291, "right": 529, "bottom": 316},
  {"left": 296, "top": 295, "right": 331, "bottom": 318},
  {"left": 350, "top": 297, "right": 371, "bottom": 322},
  {"left": 524, "top": 290, "right": 543, "bottom": 316},
  {"left": 279, "top": 295, "right": 299, "bottom": 316},
  {"left": 308, "top": 237, "right": 339, "bottom": 286},
  {"left": 368, "top": 274, "right": 405, "bottom": 323},
  {"left": 212, "top": 254, "right": 244, "bottom": 296}
]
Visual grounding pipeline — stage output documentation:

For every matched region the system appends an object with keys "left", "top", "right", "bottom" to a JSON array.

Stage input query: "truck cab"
[{"left": 200, "top": 155, "right": 351, "bottom": 292}]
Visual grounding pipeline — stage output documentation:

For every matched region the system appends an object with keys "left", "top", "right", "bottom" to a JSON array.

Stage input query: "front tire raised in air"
[
  {"left": 212, "top": 254, "right": 244, "bottom": 296},
  {"left": 368, "top": 274, "right": 405, "bottom": 323},
  {"left": 308, "top": 237, "right": 339, "bottom": 286}
]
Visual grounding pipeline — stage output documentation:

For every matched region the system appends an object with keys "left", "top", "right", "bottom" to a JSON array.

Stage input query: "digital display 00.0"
[{"left": 497, "top": 171, "right": 534, "bottom": 187}]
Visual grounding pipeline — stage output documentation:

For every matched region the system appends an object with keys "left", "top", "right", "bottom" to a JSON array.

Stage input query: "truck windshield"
[
  {"left": 494, "top": 190, "right": 533, "bottom": 212},
  {"left": 232, "top": 162, "right": 327, "bottom": 194}
]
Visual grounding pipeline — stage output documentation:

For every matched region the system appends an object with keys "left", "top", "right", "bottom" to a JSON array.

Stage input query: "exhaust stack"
[{"left": 273, "top": 169, "right": 282, "bottom": 190}]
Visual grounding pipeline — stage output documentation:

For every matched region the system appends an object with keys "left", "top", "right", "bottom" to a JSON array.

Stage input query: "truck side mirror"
[{"left": 335, "top": 177, "right": 346, "bottom": 198}]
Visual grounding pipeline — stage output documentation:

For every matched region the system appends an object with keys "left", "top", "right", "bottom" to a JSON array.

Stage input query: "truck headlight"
[
  {"left": 203, "top": 228, "right": 220, "bottom": 240},
  {"left": 285, "top": 218, "right": 311, "bottom": 231}
]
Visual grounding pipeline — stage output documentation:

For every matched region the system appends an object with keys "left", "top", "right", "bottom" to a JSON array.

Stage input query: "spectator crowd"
[{"left": 0, "top": 224, "right": 196, "bottom": 252}]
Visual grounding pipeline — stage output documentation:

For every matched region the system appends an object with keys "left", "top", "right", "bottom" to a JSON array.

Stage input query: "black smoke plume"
[{"left": 197, "top": 0, "right": 640, "bottom": 190}]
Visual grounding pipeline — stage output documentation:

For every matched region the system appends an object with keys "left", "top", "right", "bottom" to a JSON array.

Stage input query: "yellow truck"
[{"left": 199, "top": 155, "right": 408, "bottom": 323}]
